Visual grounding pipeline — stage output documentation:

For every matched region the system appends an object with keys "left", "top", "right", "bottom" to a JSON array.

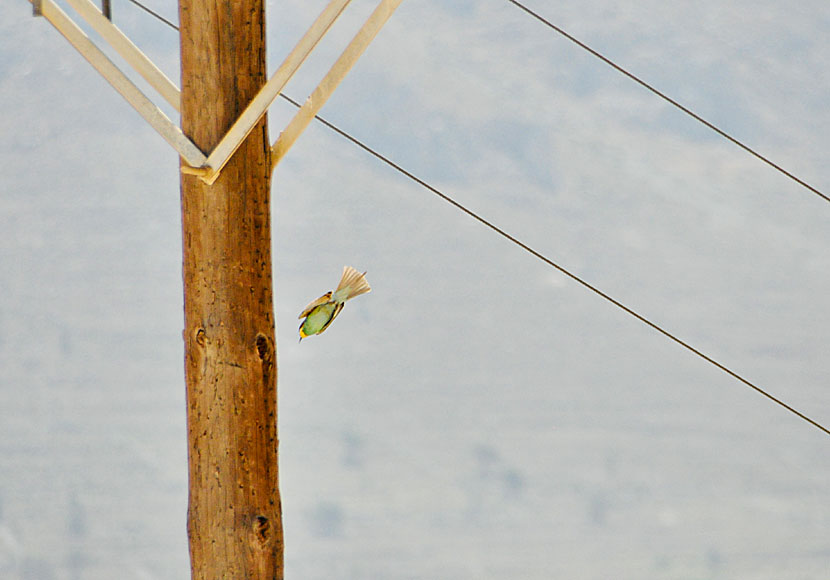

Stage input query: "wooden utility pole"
[
  {"left": 178, "top": 0, "right": 283, "bottom": 577},
  {"left": 30, "top": 0, "right": 401, "bottom": 576}
]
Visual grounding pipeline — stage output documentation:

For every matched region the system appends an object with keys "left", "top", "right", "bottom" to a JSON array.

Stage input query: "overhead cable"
[
  {"left": 505, "top": 0, "right": 830, "bottom": 205},
  {"left": 114, "top": 0, "right": 830, "bottom": 437},
  {"left": 123, "top": 0, "right": 178, "bottom": 30},
  {"left": 123, "top": 0, "right": 829, "bottom": 206},
  {"left": 278, "top": 92, "right": 830, "bottom": 439}
]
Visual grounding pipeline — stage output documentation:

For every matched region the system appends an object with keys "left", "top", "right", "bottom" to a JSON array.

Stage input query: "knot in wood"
[
  {"left": 253, "top": 515, "right": 270, "bottom": 545},
  {"left": 255, "top": 333, "right": 272, "bottom": 362}
]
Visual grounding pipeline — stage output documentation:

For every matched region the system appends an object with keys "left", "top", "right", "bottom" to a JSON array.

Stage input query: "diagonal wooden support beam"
[
  {"left": 271, "top": 0, "right": 404, "bottom": 171},
  {"left": 31, "top": 0, "right": 207, "bottom": 167},
  {"left": 196, "top": 0, "right": 353, "bottom": 184},
  {"left": 63, "top": 0, "right": 180, "bottom": 111},
  {"left": 30, "top": 0, "right": 402, "bottom": 182}
]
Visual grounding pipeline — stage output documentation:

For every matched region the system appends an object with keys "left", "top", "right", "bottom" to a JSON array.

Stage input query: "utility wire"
[
  {"left": 505, "top": 0, "right": 830, "bottom": 206},
  {"left": 123, "top": 0, "right": 179, "bottom": 31},
  {"left": 120, "top": 0, "right": 830, "bottom": 438},
  {"left": 277, "top": 93, "right": 830, "bottom": 439},
  {"left": 130, "top": 0, "right": 828, "bottom": 206}
]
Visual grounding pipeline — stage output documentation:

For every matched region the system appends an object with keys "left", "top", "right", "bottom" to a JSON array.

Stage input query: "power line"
[
  {"left": 126, "top": 0, "right": 829, "bottom": 206},
  {"left": 277, "top": 92, "right": 830, "bottom": 439},
  {"left": 504, "top": 0, "right": 830, "bottom": 206},
  {"left": 116, "top": 0, "right": 830, "bottom": 438},
  {"left": 123, "top": 0, "right": 179, "bottom": 31}
]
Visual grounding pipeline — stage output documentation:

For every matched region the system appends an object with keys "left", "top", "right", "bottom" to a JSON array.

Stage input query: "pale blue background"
[{"left": 1, "top": 0, "right": 829, "bottom": 578}]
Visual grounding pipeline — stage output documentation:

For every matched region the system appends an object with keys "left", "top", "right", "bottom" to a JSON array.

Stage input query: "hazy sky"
[{"left": 1, "top": 1, "right": 829, "bottom": 578}]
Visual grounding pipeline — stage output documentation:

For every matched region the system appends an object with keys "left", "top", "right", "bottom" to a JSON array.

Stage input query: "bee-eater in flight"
[{"left": 298, "top": 266, "right": 371, "bottom": 340}]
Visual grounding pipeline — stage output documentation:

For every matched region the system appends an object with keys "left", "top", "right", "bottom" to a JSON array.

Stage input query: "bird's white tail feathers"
[{"left": 332, "top": 266, "right": 371, "bottom": 303}]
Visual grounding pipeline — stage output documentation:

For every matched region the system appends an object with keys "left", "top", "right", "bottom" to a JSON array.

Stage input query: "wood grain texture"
[{"left": 179, "top": 0, "right": 283, "bottom": 577}]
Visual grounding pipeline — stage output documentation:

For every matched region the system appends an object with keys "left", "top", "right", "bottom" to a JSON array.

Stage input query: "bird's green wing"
[
  {"left": 316, "top": 301, "right": 344, "bottom": 335},
  {"left": 299, "top": 292, "right": 333, "bottom": 319}
]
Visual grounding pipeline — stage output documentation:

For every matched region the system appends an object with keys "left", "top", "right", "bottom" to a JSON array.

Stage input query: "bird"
[{"left": 298, "top": 266, "right": 371, "bottom": 340}]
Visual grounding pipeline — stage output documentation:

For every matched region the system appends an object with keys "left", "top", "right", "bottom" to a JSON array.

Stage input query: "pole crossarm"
[
  {"left": 271, "top": 0, "right": 404, "bottom": 171},
  {"left": 63, "top": 0, "right": 180, "bottom": 110},
  {"left": 30, "top": 0, "right": 207, "bottom": 167},
  {"left": 29, "top": 0, "right": 402, "bottom": 182}
]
